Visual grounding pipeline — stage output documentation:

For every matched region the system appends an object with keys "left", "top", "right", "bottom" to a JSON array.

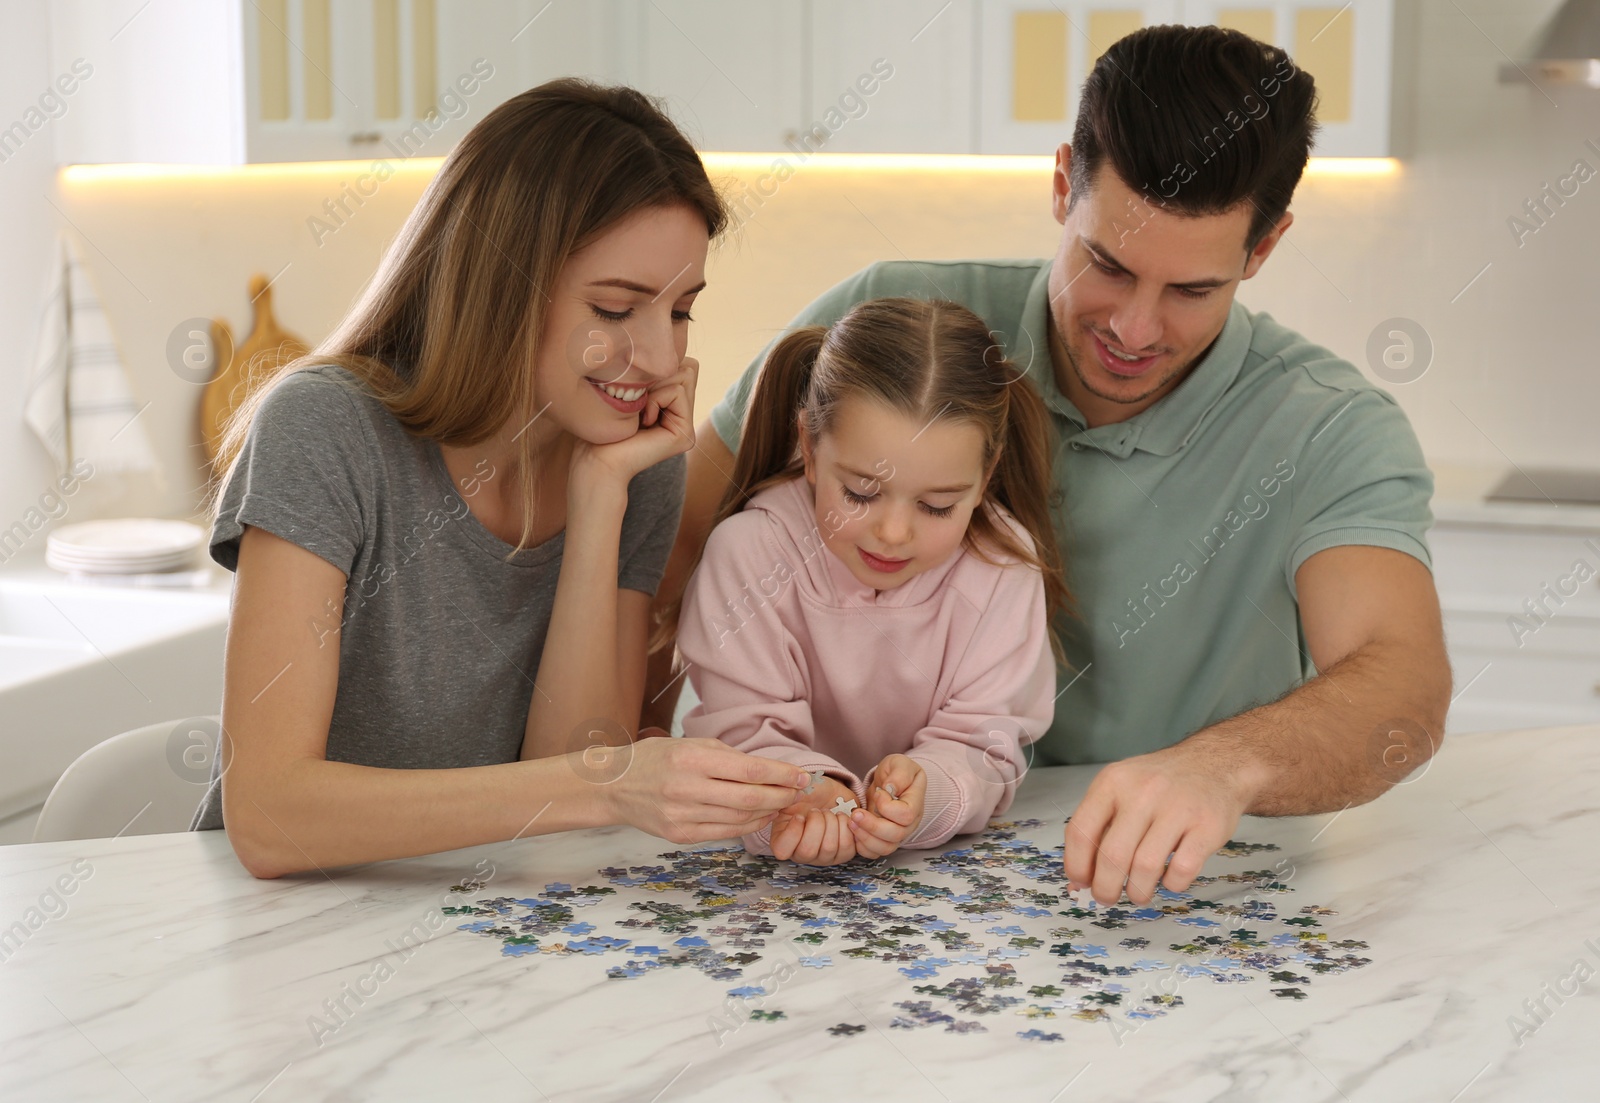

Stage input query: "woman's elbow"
[
  {"left": 228, "top": 826, "right": 296, "bottom": 879},
  {"left": 221, "top": 787, "right": 313, "bottom": 879}
]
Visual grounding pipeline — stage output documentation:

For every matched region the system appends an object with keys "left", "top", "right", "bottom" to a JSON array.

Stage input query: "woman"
[{"left": 193, "top": 80, "right": 810, "bottom": 877}]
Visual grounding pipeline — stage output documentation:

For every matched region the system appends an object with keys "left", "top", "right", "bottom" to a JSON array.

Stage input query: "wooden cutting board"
[{"left": 199, "top": 274, "right": 308, "bottom": 466}]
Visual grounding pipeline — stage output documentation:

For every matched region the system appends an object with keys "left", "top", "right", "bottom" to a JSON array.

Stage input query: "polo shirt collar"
[{"left": 1014, "top": 261, "right": 1254, "bottom": 459}]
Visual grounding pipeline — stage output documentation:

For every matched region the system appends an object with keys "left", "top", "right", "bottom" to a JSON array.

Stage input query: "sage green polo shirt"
[{"left": 709, "top": 259, "right": 1434, "bottom": 766}]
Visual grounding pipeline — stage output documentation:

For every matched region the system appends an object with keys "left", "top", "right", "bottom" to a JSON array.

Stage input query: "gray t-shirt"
[{"left": 191, "top": 364, "right": 684, "bottom": 830}]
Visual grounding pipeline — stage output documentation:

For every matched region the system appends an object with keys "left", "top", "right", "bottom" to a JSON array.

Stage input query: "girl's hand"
[
  {"left": 599, "top": 736, "right": 809, "bottom": 844},
  {"left": 570, "top": 356, "right": 699, "bottom": 496},
  {"left": 848, "top": 754, "right": 927, "bottom": 859},
  {"left": 769, "top": 775, "right": 861, "bottom": 866}
]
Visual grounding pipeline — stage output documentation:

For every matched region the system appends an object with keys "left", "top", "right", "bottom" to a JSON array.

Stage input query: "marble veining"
[{"left": 1, "top": 725, "right": 1595, "bottom": 1102}]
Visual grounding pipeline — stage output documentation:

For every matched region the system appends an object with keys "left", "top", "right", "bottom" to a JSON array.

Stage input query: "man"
[{"left": 646, "top": 24, "right": 1451, "bottom": 904}]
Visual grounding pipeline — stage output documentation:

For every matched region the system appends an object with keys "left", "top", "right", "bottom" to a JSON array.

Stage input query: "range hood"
[{"left": 1500, "top": 0, "right": 1600, "bottom": 88}]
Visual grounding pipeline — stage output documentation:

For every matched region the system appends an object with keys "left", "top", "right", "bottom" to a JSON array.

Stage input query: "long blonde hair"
[
  {"left": 658, "top": 297, "right": 1071, "bottom": 660},
  {"left": 210, "top": 79, "right": 729, "bottom": 550}
]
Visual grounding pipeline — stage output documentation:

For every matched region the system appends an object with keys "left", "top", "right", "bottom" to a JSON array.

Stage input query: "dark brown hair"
[
  {"left": 1069, "top": 24, "right": 1318, "bottom": 248},
  {"left": 212, "top": 78, "right": 728, "bottom": 550},
  {"left": 657, "top": 297, "right": 1070, "bottom": 660}
]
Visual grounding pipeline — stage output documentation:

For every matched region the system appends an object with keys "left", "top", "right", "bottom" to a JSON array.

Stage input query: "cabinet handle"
[{"left": 349, "top": 131, "right": 382, "bottom": 146}]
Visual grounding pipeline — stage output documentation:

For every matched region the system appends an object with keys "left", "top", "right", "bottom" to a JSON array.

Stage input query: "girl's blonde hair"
[
  {"left": 210, "top": 79, "right": 728, "bottom": 550},
  {"left": 658, "top": 297, "right": 1070, "bottom": 660}
]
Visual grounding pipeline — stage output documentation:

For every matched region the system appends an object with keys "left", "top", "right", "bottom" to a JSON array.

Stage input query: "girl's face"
[
  {"left": 800, "top": 396, "right": 991, "bottom": 591},
  {"left": 534, "top": 202, "right": 709, "bottom": 446}
]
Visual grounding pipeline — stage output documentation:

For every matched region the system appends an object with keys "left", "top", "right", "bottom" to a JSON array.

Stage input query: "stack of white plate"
[{"left": 46, "top": 519, "right": 207, "bottom": 576}]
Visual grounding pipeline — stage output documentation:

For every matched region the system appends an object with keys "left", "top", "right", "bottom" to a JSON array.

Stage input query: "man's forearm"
[{"left": 1182, "top": 637, "right": 1452, "bottom": 817}]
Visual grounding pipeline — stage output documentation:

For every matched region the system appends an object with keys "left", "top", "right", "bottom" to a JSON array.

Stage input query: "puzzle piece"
[
  {"left": 831, "top": 797, "right": 859, "bottom": 815},
  {"left": 457, "top": 822, "right": 1371, "bottom": 1044}
]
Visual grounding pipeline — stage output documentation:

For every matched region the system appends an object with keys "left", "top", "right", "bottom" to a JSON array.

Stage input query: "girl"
[
  {"left": 672, "top": 297, "right": 1069, "bottom": 865},
  {"left": 194, "top": 80, "right": 811, "bottom": 877}
]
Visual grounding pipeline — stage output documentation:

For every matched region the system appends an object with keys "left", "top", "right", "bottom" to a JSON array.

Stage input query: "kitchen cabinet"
[
  {"left": 49, "top": 0, "right": 1408, "bottom": 165},
  {"left": 629, "top": 1, "right": 806, "bottom": 153},
  {"left": 50, "top": 0, "right": 800, "bottom": 165},
  {"left": 243, "top": 0, "right": 486, "bottom": 164},
  {"left": 1180, "top": 0, "right": 1410, "bottom": 157},
  {"left": 977, "top": 0, "right": 1409, "bottom": 156},
  {"left": 976, "top": 0, "right": 1180, "bottom": 155},
  {"left": 52, "top": 0, "right": 482, "bottom": 165},
  {"left": 1431, "top": 521, "right": 1600, "bottom": 734},
  {"left": 805, "top": 0, "right": 977, "bottom": 155}
]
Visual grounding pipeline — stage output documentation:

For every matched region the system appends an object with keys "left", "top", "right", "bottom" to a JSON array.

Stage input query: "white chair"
[{"left": 32, "top": 717, "right": 221, "bottom": 843}]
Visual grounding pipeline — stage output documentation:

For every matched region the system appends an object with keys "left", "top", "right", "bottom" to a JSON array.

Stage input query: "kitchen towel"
[{"left": 23, "top": 234, "right": 159, "bottom": 476}]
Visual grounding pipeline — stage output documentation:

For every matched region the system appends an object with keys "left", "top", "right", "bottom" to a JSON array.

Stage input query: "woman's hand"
[
  {"left": 847, "top": 754, "right": 927, "bottom": 859},
  {"left": 769, "top": 776, "right": 863, "bottom": 866},
  {"left": 597, "top": 735, "right": 809, "bottom": 845},
  {"left": 570, "top": 356, "right": 699, "bottom": 497}
]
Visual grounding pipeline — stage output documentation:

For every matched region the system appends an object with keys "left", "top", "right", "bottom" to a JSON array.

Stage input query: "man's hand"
[
  {"left": 1066, "top": 546, "right": 1451, "bottom": 905},
  {"left": 1063, "top": 740, "right": 1259, "bottom": 905},
  {"left": 769, "top": 775, "right": 861, "bottom": 866},
  {"left": 847, "top": 754, "right": 926, "bottom": 860}
]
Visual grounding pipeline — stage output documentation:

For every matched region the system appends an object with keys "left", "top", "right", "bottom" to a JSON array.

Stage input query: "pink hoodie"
[{"left": 679, "top": 475, "right": 1055, "bottom": 853}]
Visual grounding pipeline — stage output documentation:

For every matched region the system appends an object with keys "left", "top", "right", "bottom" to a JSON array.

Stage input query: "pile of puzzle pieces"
[{"left": 447, "top": 820, "right": 1371, "bottom": 1042}]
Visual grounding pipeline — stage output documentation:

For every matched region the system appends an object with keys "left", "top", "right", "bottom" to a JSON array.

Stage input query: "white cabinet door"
[
  {"left": 1432, "top": 523, "right": 1600, "bottom": 734},
  {"left": 808, "top": 0, "right": 978, "bottom": 155},
  {"left": 443, "top": 1, "right": 807, "bottom": 155},
  {"left": 244, "top": 0, "right": 483, "bottom": 164},
  {"left": 977, "top": 1, "right": 1180, "bottom": 155},
  {"left": 1180, "top": 0, "right": 1401, "bottom": 157},
  {"left": 631, "top": 0, "right": 806, "bottom": 152},
  {"left": 431, "top": 0, "right": 625, "bottom": 142},
  {"left": 448, "top": 0, "right": 643, "bottom": 103},
  {"left": 1443, "top": 612, "right": 1600, "bottom": 734}
]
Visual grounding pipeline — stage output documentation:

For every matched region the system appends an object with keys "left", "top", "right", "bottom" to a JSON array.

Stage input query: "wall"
[
  {"left": 6, "top": 0, "right": 1598, "bottom": 529},
  {"left": 1252, "top": 0, "right": 1600, "bottom": 480},
  {"left": 0, "top": 1, "right": 73, "bottom": 542}
]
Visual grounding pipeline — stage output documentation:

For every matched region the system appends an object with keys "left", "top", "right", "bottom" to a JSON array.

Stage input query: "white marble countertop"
[{"left": 1, "top": 725, "right": 1594, "bottom": 1102}]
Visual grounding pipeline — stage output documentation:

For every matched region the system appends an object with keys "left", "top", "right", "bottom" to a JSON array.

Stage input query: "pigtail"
[
  {"left": 714, "top": 326, "right": 827, "bottom": 527},
  {"left": 953, "top": 331, "right": 1072, "bottom": 668},
  {"left": 649, "top": 325, "right": 826, "bottom": 654},
  {"left": 988, "top": 371, "right": 1073, "bottom": 664}
]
